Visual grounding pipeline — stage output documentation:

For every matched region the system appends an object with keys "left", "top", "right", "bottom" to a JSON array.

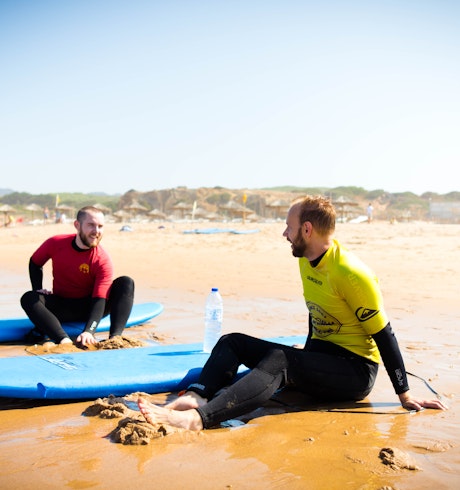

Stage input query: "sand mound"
[
  {"left": 97, "top": 336, "right": 146, "bottom": 349},
  {"left": 109, "top": 417, "right": 177, "bottom": 445},
  {"left": 379, "top": 447, "right": 421, "bottom": 471},
  {"left": 25, "top": 335, "right": 146, "bottom": 355},
  {"left": 82, "top": 395, "right": 131, "bottom": 419},
  {"left": 83, "top": 394, "right": 181, "bottom": 444}
]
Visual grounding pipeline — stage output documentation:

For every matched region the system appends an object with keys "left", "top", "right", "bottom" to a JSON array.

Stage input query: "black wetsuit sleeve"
[
  {"left": 303, "top": 315, "right": 313, "bottom": 349},
  {"left": 372, "top": 322, "right": 410, "bottom": 395},
  {"left": 29, "top": 258, "right": 43, "bottom": 291},
  {"left": 83, "top": 297, "right": 106, "bottom": 334}
]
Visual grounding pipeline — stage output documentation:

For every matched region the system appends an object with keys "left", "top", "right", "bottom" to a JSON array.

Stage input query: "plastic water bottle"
[{"left": 203, "top": 287, "right": 223, "bottom": 353}]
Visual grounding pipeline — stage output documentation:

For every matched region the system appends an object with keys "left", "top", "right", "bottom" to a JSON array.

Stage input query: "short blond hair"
[
  {"left": 292, "top": 195, "right": 336, "bottom": 235},
  {"left": 76, "top": 206, "right": 104, "bottom": 224}
]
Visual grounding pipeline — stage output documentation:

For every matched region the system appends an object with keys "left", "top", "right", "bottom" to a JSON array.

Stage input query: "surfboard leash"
[{"left": 406, "top": 371, "right": 442, "bottom": 399}]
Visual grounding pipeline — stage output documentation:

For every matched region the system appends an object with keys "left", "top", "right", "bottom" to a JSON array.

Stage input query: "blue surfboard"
[
  {"left": 0, "top": 302, "right": 164, "bottom": 343},
  {"left": 0, "top": 335, "right": 305, "bottom": 400}
]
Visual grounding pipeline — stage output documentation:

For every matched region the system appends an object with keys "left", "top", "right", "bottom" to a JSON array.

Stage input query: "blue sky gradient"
[{"left": 1, "top": 0, "right": 459, "bottom": 195}]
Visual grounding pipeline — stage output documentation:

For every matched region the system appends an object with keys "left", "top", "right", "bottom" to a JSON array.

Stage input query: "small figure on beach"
[
  {"left": 4, "top": 213, "right": 14, "bottom": 227},
  {"left": 367, "top": 202, "right": 374, "bottom": 223},
  {"left": 138, "top": 195, "right": 447, "bottom": 431},
  {"left": 20, "top": 206, "right": 135, "bottom": 347}
]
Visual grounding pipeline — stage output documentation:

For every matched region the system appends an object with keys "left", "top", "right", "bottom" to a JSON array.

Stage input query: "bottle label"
[{"left": 209, "top": 309, "right": 222, "bottom": 322}]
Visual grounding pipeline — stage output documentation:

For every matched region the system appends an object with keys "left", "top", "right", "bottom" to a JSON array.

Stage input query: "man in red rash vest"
[{"left": 21, "top": 206, "right": 134, "bottom": 347}]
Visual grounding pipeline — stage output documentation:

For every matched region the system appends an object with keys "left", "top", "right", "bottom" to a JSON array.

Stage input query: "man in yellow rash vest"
[{"left": 138, "top": 195, "right": 447, "bottom": 431}]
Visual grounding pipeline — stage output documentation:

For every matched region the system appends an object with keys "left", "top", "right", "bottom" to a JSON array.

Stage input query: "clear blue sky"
[{"left": 1, "top": 0, "right": 459, "bottom": 195}]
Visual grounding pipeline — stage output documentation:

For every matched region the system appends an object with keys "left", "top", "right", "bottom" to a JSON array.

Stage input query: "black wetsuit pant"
[
  {"left": 189, "top": 333, "right": 379, "bottom": 429},
  {"left": 20, "top": 276, "right": 135, "bottom": 343}
]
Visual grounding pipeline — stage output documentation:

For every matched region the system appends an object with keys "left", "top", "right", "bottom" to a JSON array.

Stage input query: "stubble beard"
[
  {"left": 290, "top": 229, "right": 307, "bottom": 258},
  {"left": 79, "top": 231, "right": 101, "bottom": 248}
]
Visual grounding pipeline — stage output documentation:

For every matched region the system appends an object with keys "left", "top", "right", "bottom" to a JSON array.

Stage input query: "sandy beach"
[{"left": 0, "top": 218, "right": 458, "bottom": 489}]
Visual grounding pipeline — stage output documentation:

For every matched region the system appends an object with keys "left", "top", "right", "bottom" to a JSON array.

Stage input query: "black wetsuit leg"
[
  {"left": 190, "top": 333, "right": 378, "bottom": 428},
  {"left": 104, "top": 276, "right": 135, "bottom": 337},
  {"left": 20, "top": 291, "right": 92, "bottom": 343}
]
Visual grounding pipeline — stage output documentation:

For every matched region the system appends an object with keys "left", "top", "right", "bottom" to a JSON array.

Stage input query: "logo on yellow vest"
[
  {"left": 355, "top": 307, "right": 379, "bottom": 322},
  {"left": 307, "top": 301, "right": 341, "bottom": 337},
  {"left": 79, "top": 263, "right": 90, "bottom": 274}
]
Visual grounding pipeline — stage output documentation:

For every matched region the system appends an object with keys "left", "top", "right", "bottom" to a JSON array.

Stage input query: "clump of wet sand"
[
  {"left": 25, "top": 335, "right": 146, "bottom": 355},
  {"left": 83, "top": 393, "right": 181, "bottom": 445},
  {"left": 379, "top": 447, "right": 421, "bottom": 471}
]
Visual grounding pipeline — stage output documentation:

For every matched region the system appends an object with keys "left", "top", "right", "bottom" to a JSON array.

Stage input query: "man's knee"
[
  {"left": 215, "top": 332, "right": 247, "bottom": 350},
  {"left": 111, "top": 276, "right": 135, "bottom": 296},
  {"left": 20, "top": 290, "right": 39, "bottom": 309},
  {"left": 257, "top": 348, "right": 288, "bottom": 374}
]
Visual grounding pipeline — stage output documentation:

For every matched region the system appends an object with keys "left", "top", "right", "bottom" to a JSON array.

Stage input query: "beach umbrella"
[
  {"left": 56, "top": 204, "right": 74, "bottom": 212},
  {"left": 191, "top": 206, "right": 208, "bottom": 219},
  {"left": 0, "top": 204, "right": 16, "bottom": 226},
  {"left": 219, "top": 201, "right": 253, "bottom": 223},
  {"left": 204, "top": 212, "right": 220, "bottom": 222},
  {"left": 123, "top": 201, "right": 149, "bottom": 217},
  {"left": 113, "top": 210, "right": 131, "bottom": 222},
  {"left": 92, "top": 203, "right": 112, "bottom": 214},
  {"left": 54, "top": 204, "right": 75, "bottom": 222},
  {"left": 148, "top": 209, "right": 166, "bottom": 220},
  {"left": 0, "top": 204, "right": 15, "bottom": 212},
  {"left": 171, "top": 201, "right": 192, "bottom": 217},
  {"left": 266, "top": 199, "right": 290, "bottom": 219},
  {"left": 332, "top": 196, "right": 359, "bottom": 222},
  {"left": 25, "top": 203, "right": 43, "bottom": 220}
]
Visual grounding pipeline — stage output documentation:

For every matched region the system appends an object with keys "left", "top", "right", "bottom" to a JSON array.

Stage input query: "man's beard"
[
  {"left": 79, "top": 231, "right": 101, "bottom": 248},
  {"left": 290, "top": 228, "right": 307, "bottom": 258}
]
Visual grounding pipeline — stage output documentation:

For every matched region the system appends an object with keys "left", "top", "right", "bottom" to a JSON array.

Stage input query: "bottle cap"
[{"left": 211, "top": 287, "right": 218, "bottom": 292}]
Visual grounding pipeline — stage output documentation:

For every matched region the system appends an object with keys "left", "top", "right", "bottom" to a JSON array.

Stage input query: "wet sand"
[{"left": 0, "top": 219, "right": 458, "bottom": 489}]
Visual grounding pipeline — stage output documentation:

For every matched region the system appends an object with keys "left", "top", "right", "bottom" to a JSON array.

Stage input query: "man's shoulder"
[
  {"left": 48, "top": 233, "right": 75, "bottom": 241},
  {"left": 92, "top": 244, "right": 112, "bottom": 262},
  {"left": 332, "top": 240, "right": 374, "bottom": 277},
  {"left": 328, "top": 240, "right": 361, "bottom": 270},
  {"left": 40, "top": 234, "right": 75, "bottom": 247}
]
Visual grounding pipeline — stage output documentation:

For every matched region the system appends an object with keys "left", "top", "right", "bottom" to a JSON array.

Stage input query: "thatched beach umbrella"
[
  {"left": 25, "top": 203, "right": 43, "bottom": 220},
  {"left": 191, "top": 205, "right": 208, "bottom": 219},
  {"left": 219, "top": 201, "right": 253, "bottom": 223},
  {"left": 0, "top": 204, "right": 15, "bottom": 226},
  {"left": 56, "top": 204, "right": 74, "bottom": 212},
  {"left": 113, "top": 210, "right": 131, "bottom": 222},
  {"left": 0, "top": 204, "right": 15, "bottom": 212},
  {"left": 204, "top": 212, "right": 220, "bottom": 222},
  {"left": 171, "top": 201, "right": 192, "bottom": 218},
  {"left": 123, "top": 201, "right": 148, "bottom": 215},
  {"left": 92, "top": 203, "right": 112, "bottom": 214},
  {"left": 148, "top": 208, "right": 166, "bottom": 220},
  {"left": 55, "top": 204, "right": 75, "bottom": 222},
  {"left": 332, "top": 196, "right": 359, "bottom": 222},
  {"left": 266, "top": 199, "right": 290, "bottom": 219}
]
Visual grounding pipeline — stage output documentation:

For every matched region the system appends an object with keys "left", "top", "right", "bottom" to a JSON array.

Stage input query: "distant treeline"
[{"left": 1, "top": 186, "right": 460, "bottom": 222}]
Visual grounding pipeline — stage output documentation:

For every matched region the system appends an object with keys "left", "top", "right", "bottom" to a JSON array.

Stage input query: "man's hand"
[
  {"left": 399, "top": 391, "right": 448, "bottom": 411},
  {"left": 76, "top": 331, "right": 97, "bottom": 347}
]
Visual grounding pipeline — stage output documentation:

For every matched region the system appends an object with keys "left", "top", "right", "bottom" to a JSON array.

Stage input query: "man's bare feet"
[
  {"left": 165, "top": 391, "right": 208, "bottom": 411},
  {"left": 137, "top": 397, "right": 204, "bottom": 431}
]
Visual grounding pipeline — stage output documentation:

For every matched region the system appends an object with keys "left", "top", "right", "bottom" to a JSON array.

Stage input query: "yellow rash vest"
[{"left": 299, "top": 239, "right": 388, "bottom": 364}]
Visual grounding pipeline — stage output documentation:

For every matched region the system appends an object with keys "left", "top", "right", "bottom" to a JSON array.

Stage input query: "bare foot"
[
  {"left": 137, "top": 397, "right": 204, "bottom": 431},
  {"left": 165, "top": 391, "right": 208, "bottom": 411},
  {"left": 60, "top": 337, "right": 73, "bottom": 345}
]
